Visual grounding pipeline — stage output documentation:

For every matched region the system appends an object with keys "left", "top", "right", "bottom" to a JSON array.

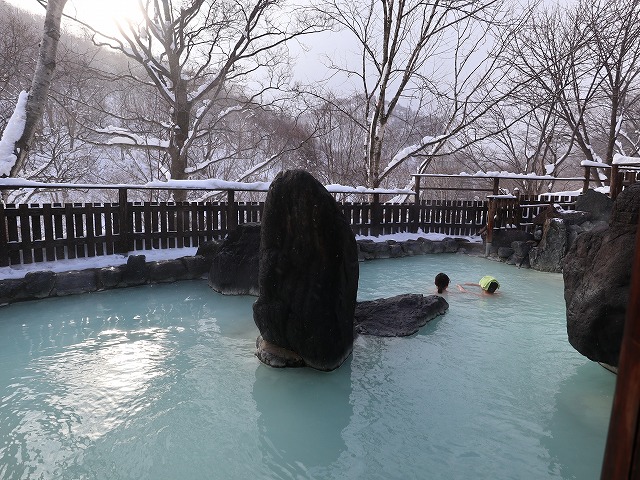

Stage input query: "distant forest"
[{"left": 0, "top": 0, "right": 638, "bottom": 203}]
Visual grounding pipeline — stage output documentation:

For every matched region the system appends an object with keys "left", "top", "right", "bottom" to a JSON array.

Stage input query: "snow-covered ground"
[{"left": 0, "top": 230, "right": 481, "bottom": 280}]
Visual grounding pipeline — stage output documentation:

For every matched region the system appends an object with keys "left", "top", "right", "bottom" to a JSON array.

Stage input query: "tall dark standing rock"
[
  {"left": 563, "top": 183, "right": 640, "bottom": 367},
  {"left": 253, "top": 170, "right": 359, "bottom": 371}
]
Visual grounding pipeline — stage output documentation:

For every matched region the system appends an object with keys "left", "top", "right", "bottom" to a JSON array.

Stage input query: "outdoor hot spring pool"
[{"left": 0, "top": 254, "right": 615, "bottom": 479}]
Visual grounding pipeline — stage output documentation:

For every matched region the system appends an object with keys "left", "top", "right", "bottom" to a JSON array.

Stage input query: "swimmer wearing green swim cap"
[
  {"left": 478, "top": 276, "right": 500, "bottom": 293},
  {"left": 456, "top": 276, "right": 500, "bottom": 295}
]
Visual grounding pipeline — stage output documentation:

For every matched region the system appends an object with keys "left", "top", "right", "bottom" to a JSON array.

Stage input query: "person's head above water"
[
  {"left": 435, "top": 272, "right": 450, "bottom": 293},
  {"left": 479, "top": 275, "right": 500, "bottom": 294}
]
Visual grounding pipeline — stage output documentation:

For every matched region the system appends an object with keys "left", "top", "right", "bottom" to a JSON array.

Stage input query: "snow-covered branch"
[{"left": 0, "top": 90, "right": 28, "bottom": 176}]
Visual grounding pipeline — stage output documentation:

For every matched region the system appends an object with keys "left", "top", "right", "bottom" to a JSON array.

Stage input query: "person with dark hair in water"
[
  {"left": 434, "top": 272, "right": 450, "bottom": 294},
  {"left": 457, "top": 276, "right": 500, "bottom": 295}
]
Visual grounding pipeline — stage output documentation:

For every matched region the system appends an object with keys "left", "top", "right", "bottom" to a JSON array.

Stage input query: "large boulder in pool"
[
  {"left": 253, "top": 170, "right": 359, "bottom": 371},
  {"left": 563, "top": 183, "right": 640, "bottom": 367},
  {"left": 208, "top": 223, "right": 260, "bottom": 295},
  {"left": 354, "top": 294, "right": 448, "bottom": 336}
]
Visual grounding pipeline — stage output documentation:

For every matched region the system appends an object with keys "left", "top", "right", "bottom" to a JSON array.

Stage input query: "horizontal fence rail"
[{"left": 0, "top": 190, "right": 580, "bottom": 267}]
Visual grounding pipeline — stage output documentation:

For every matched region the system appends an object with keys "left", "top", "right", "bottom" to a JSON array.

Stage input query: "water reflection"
[
  {"left": 541, "top": 361, "right": 615, "bottom": 479},
  {"left": 252, "top": 359, "right": 354, "bottom": 477},
  {"left": 0, "top": 328, "right": 174, "bottom": 479},
  {"left": 0, "top": 285, "right": 212, "bottom": 480}
]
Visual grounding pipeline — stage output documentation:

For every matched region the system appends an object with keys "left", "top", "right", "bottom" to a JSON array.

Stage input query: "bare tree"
[
  {"left": 589, "top": 0, "right": 640, "bottom": 163},
  {"left": 74, "top": 0, "right": 325, "bottom": 200},
  {"left": 315, "top": 0, "right": 540, "bottom": 189},
  {"left": 0, "top": 3, "right": 40, "bottom": 132},
  {"left": 10, "top": 0, "right": 68, "bottom": 177},
  {"left": 506, "top": 0, "right": 640, "bottom": 182}
]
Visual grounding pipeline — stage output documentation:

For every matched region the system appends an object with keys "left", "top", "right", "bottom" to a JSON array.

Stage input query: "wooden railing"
[
  {"left": 0, "top": 192, "right": 581, "bottom": 267},
  {"left": 0, "top": 198, "right": 484, "bottom": 267},
  {"left": 0, "top": 174, "right": 591, "bottom": 268}
]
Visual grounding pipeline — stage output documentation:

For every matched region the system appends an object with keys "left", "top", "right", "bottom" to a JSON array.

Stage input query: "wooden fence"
[{"left": 0, "top": 190, "right": 579, "bottom": 267}]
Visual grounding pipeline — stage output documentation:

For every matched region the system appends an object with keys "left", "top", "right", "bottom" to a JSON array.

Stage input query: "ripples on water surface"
[{"left": 0, "top": 255, "right": 614, "bottom": 479}]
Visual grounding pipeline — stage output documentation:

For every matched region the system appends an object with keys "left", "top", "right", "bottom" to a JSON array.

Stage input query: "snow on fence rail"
[{"left": 0, "top": 181, "right": 578, "bottom": 267}]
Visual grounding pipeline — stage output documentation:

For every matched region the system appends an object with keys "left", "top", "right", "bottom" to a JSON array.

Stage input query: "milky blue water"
[{"left": 0, "top": 254, "right": 615, "bottom": 480}]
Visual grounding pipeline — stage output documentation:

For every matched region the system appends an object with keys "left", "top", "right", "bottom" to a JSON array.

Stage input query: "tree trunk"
[
  {"left": 170, "top": 88, "right": 191, "bottom": 202},
  {"left": 11, "top": 0, "right": 68, "bottom": 177},
  {"left": 367, "top": 119, "right": 386, "bottom": 188}
]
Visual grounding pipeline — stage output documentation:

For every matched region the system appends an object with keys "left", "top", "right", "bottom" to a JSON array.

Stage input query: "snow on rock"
[{"left": 0, "top": 90, "right": 28, "bottom": 176}]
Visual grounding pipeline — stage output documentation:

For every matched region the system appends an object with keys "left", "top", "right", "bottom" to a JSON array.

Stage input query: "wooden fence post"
[
  {"left": 116, "top": 188, "right": 132, "bottom": 254},
  {"left": 610, "top": 164, "right": 621, "bottom": 200},
  {"left": 492, "top": 177, "right": 500, "bottom": 195},
  {"left": 0, "top": 202, "right": 8, "bottom": 266},
  {"left": 485, "top": 196, "right": 496, "bottom": 257},
  {"left": 227, "top": 190, "right": 237, "bottom": 231},
  {"left": 411, "top": 176, "right": 421, "bottom": 233},
  {"left": 513, "top": 189, "right": 522, "bottom": 229},
  {"left": 371, "top": 193, "right": 382, "bottom": 236},
  {"left": 583, "top": 166, "right": 591, "bottom": 193}
]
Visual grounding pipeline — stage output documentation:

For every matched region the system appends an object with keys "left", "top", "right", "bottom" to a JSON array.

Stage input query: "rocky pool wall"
[{"left": 0, "top": 238, "right": 483, "bottom": 306}]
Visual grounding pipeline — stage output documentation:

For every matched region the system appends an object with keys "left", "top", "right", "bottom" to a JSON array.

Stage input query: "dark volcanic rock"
[
  {"left": 442, "top": 237, "right": 459, "bottom": 253},
  {"left": 196, "top": 240, "right": 221, "bottom": 260},
  {"left": 611, "top": 184, "right": 640, "bottom": 225},
  {"left": 255, "top": 335, "right": 306, "bottom": 368},
  {"left": 181, "top": 255, "right": 210, "bottom": 278},
  {"left": 0, "top": 279, "right": 24, "bottom": 305},
  {"left": 253, "top": 170, "right": 359, "bottom": 371},
  {"left": 209, "top": 223, "right": 260, "bottom": 295},
  {"left": 121, "top": 255, "right": 148, "bottom": 286},
  {"left": 354, "top": 294, "right": 449, "bottom": 336},
  {"left": 20, "top": 271, "right": 55, "bottom": 299},
  {"left": 97, "top": 266, "right": 123, "bottom": 289},
  {"left": 563, "top": 183, "right": 639, "bottom": 366},
  {"left": 401, "top": 240, "right": 422, "bottom": 255},
  {"left": 389, "top": 243, "right": 404, "bottom": 258},
  {"left": 488, "top": 229, "right": 533, "bottom": 255},
  {"left": 419, "top": 238, "right": 435, "bottom": 254},
  {"left": 149, "top": 259, "right": 189, "bottom": 283},
  {"left": 54, "top": 270, "right": 98, "bottom": 296},
  {"left": 575, "top": 189, "right": 613, "bottom": 223},
  {"left": 512, "top": 240, "right": 535, "bottom": 258},
  {"left": 528, "top": 219, "right": 568, "bottom": 273}
]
